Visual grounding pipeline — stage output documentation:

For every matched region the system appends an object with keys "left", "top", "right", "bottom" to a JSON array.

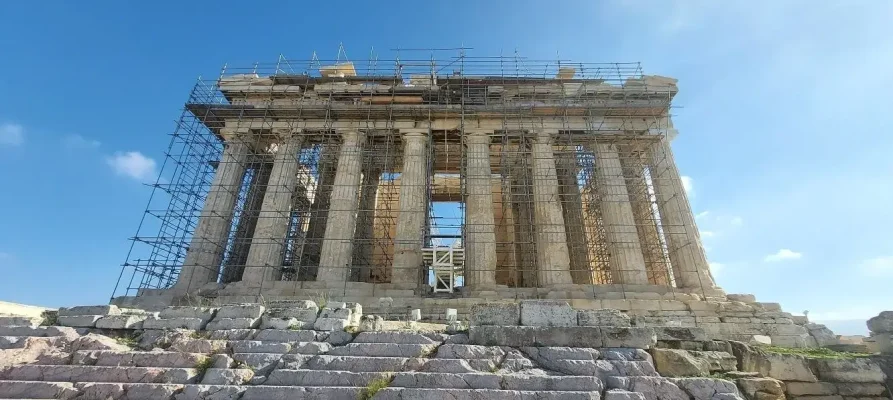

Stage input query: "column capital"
[
  {"left": 220, "top": 127, "right": 251, "bottom": 142},
  {"left": 399, "top": 128, "right": 429, "bottom": 137},
  {"left": 531, "top": 129, "right": 558, "bottom": 143},
  {"left": 463, "top": 128, "right": 494, "bottom": 135},
  {"left": 272, "top": 128, "right": 303, "bottom": 138}
]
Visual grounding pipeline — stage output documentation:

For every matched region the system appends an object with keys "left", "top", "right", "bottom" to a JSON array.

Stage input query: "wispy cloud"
[
  {"left": 63, "top": 134, "right": 101, "bottom": 149},
  {"left": 0, "top": 123, "right": 24, "bottom": 146},
  {"left": 106, "top": 151, "right": 157, "bottom": 182},
  {"left": 695, "top": 211, "right": 710, "bottom": 220},
  {"left": 859, "top": 256, "right": 893, "bottom": 277},
  {"left": 700, "top": 230, "right": 715, "bottom": 238},
  {"left": 681, "top": 175, "right": 694, "bottom": 196},
  {"left": 709, "top": 261, "right": 725, "bottom": 275},
  {"left": 764, "top": 249, "right": 803, "bottom": 263}
]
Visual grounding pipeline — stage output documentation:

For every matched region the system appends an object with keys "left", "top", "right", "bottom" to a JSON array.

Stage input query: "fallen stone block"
[
  {"left": 520, "top": 300, "right": 577, "bottom": 327},
  {"left": 216, "top": 304, "right": 264, "bottom": 319},
  {"left": 58, "top": 315, "right": 102, "bottom": 328},
  {"left": 206, "top": 317, "right": 259, "bottom": 330},
  {"left": 469, "top": 303, "right": 520, "bottom": 326},
  {"left": 651, "top": 348, "right": 710, "bottom": 377},
  {"left": 577, "top": 309, "right": 631, "bottom": 327},
  {"left": 810, "top": 357, "right": 886, "bottom": 383},
  {"left": 58, "top": 305, "right": 120, "bottom": 317},
  {"left": 95, "top": 314, "right": 147, "bottom": 330}
]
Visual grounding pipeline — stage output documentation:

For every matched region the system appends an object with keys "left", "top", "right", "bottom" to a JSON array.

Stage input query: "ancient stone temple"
[{"left": 113, "top": 54, "right": 722, "bottom": 317}]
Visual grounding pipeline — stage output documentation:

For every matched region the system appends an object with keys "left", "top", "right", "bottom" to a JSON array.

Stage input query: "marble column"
[
  {"left": 222, "top": 160, "right": 273, "bottom": 283},
  {"left": 594, "top": 140, "right": 649, "bottom": 285},
  {"left": 555, "top": 149, "right": 593, "bottom": 285},
  {"left": 299, "top": 144, "right": 336, "bottom": 280},
  {"left": 620, "top": 146, "right": 671, "bottom": 286},
  {"left": 530, "top": 130, "right": 574, "bottom": 286},
  {"left": 463, "top": 130, "right": 498, "bottom": 288},
  {"left": 649, "top": 139, "right": 715, "bottom": 290},
  {"left": 351, "top": 162, "right": 382, "bottom": 282},
  {"left": 241, "top": 131, "right": 305, "bottom": 285},
  {"left": 175, "top": 132, "right": 250, "bottom": 291},
  {"left": 316, "top": 131, "right": 366, "bottom": 283},
  {"left": 511, "top": 166, "right": 538, "bottom": 288},
  {"left": 391, "top": 130, "right": 429, "bottom": 285}
]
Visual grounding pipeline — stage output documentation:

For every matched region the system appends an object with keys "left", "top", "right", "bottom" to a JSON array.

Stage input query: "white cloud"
[
  {"left": 764, "top": 249, "right": 803, "bottom": 263},
  {"left": 700, "top": 230, "right": 715, "bottom": 238},
  {"left": 63, "top": 134, "right": 101, "bottom": 149},
  {"left": 106, "top": 151, "right": 158, "bottom": 182},
  {"left": 681, "top": 175, "right": 694, "bottom": 196},
  {"left": 709, "top": 262, "right": 725, "bottom": 275},
  {"left": 0, "top": 123, "right": 24, "bottom": 146},
  {"left": 859, "top": 256, "right": 893, "bottom": 277},
  {"left": 695, "top": 211, "right": 710, "bottom": 220}
]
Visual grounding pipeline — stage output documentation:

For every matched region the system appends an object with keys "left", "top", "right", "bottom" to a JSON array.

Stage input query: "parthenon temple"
[{"left": 114, "top": 54, "right": 724, "bottom": 314}]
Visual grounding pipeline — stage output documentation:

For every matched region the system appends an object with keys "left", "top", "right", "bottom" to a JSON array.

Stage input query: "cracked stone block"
[
  {"left": 264, "top": 369, "right": 387, "bottom": 387},
  {"left": 604, "top": 389, "right": 646, "bottom": 400},
  {"left": 0, "top": 364, "right": 200, "bottom": 384},
  {"left": 253, "top": 329, "right": 316, "bottom": 342},
  {"left": 216, "top": 304, "right": 264, "bottom": 319},
  {"left": 0, "top": 316, "right": 43, "bottom": 327},
  {"left": 667, "top": 378, "right": 740, "bottom": 400},
  {"left": 418, "top": 358, "right": 491, "bottom": 373},
  {"left": 726, "top": 294, "right": 756, "bottom": 303},
  {"left": 266, "top": 308, "right": 317, "bottom": 324},
  {"left": 653, "top": 327, "right": 708, "bottom": 342},
  {"left": 313, "top": 317, "right": 348, "bottom": 331},
  {"left": 354, "top": 331, "right": 436, "bottom": 345},
  {"left": 502, "top": 375, "right": 604, "bottom": 391},
  {"left": 233, "top": 352, "right": 284, "bottom": 371},
  {"left": 319, "top": 307, "right": 351, "bottom": 319},
  {"left": 231, "top": 340, "right": 291, "bottom": 354},
  {"left": 436, "top": 344, "right": 505, "bottom": 362},
  {"left": 159, "top": 307, "right": 217, "bottom": 322},
  {"left": 324, "top": 330, "right": 354, "bottom": 345},
  {"left": 521, "top": 300, "right": 577, "bottom": 327},
  {"left": 291, "top": 341, "right": 332, "bottom": 354},
  {"left": 811, "top": 357, "right": 886, "bottom": 383},
  {"left": 607, "top": 376, "right": 688, "bottom": 400},
  {"left": 601, "top": 327, "right": 657, "bottom": 349},
  {"left": 259, "top": 316, "right": 300, "bottom": 330},
  {"left": 174, "top": 384, "right": 245, "bottom": 400},
  {"left": 374, "top": 388, "right": 600, "bottom": 400},
  {"left": 58, "top": 315, "right": 103, "bottom": 328},
  {"left": 201, "top": 368, "right": 254, "bottom": 385},
  {"left": 170, "top": 339, "right": 228, "bottom": 354},
  {"left": 241, "top": 386, "right": 362, "bottom": 400},
  {"left": 0, "top": 381, "right": 79, "bottom": 399},
  {"left": 328, "top": 342, "right": 436, "bottom": 357},
  {"left": 391, "top": 372, "right": 501, "bottom": 389},
  {"left": 208, "top": 329, "right": 256, "bottom": 340},
  {"left": 304, "top": 355, "right": 421, "bottom": 372},
  {"left": 520, "top": 347, "right": 600, "bottom": 363},
  {"left": 470, "top": 303, "right": 520, "bottom": 326},
  {"left": 578, "top": 309, "right": 631, "bottom": 327},
  {"left": 206, "top": 317, "right": 259, "bottom": 330},
  {"left": 470, "top": 326, "right": 604, "bottom": 347},
  {"left": 95, "top": 314, "right": 148, "bottom": 330},
  {"left": 58, "top": 305, "right": 121, "bottom": 317}
]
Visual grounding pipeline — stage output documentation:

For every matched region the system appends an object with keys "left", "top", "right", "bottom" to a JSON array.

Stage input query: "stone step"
[
  {"left": 0, "top": 337, "right": 64, "bottom": 350},
  {"left": 263, "top": 369, "right": 389, "bottom": 387},
  {"left": 240, "top": 385, "right": 362, "bottom": 400},
  {"left": 303, "top": 355, "right": 426, "bottom": 372},
  {"left": 252, "top": 329, "right": 319, "bottom": 343},
  {"left": 0, "top": 381, "right": 78, "bottom": 399},
  {"left": 0, "top": 365, "right": 199, "bottom": 384},
  {"left": 353, "top": 331, "right": 438, "bottom": 344},
  {"left": 374, "top": 388, "right": 601, "bottom": 399},
  {"left": 416, "top": 358, "right": 496, "bottom": 373},
  {"left": 327, "top": 343, "right": 437, "bottom": 358},
  {"left": 74, "top": 382, "right": 183, "bottom": 399},
  {"left": 71, "top": 350, "right": 209, "bottom": 368},
  {"left": 0, "top": 326, "right": 76, "bottom": 338},
  {"left": 230, "top": 340, "right": 331, "bottom": 355},
  {"left": 390, "top": 372, "right": 603, "bottom": 391}
]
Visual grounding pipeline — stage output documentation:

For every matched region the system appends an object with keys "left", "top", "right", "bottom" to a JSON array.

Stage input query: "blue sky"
[{"left": 1, "top": 1, "right": 891, "bottom": 335}]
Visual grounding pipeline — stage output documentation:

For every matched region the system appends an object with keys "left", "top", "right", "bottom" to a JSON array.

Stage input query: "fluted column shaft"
[
  {"left": 464, "top": 130, "right": 498, "bottom": 287},
  {"left": 650, "top": 139, "right": 715, "bottom": 290},
  {"left": 555, "top": 150, "right": 593, "bottom": 284},
  {"left": 392, "top": 131, "right": 429, "bottom": 285},
  {"left": 175, "top": 133, "right": 250, "bottom": 291},
  {"left": 594, "top": 141, "right": 649, "bottom": 285},
  {"left": 316, "top": 131, "right": 365, "bottom": 283},
  {"left": 242, "top": 132, "right": 305, "bottom": 285},
  {"left": 530, "top": 130, "right": 574, "bottom": 286}
]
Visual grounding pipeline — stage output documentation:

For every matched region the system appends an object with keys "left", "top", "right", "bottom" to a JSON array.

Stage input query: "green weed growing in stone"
[
  {"left": 359, "top": 374, "right": 393, "bottom": 400},
  {"left": 115, "top": 335, "right": 138, "bottom": 348},
  {"left": 195, "top": 357, "right": 214, "bottom": 376},
  {"left": 40, "top": 310, "right": 57, "bottom": 326}
]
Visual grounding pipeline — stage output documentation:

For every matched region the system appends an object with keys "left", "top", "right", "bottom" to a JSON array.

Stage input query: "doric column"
[
  {"left": 555, "top": 149, "right": 593, "bottom": 285},
  {"left": 316, "top": 131, "right": 366, "bottom": 283},
  {"left": 241, "top": 131, "right": 305, "bottom": 285},
  {"left": 391, "top": 130, "right": 429, "bottom": 285},
  {"left": 511, "top": 166, "right": 538, "bottom": 288},
  {"left": 620, "top": 145, "right": 671, "bottom": 286},
  {"left": 222, "top": 160, "right": 273, "bottom": 283},
  {"left": 594, "top": 140, "right": 649, "bottom": 285},
  {"left": 530, "top": 130, "right": 574, "bottom": 286},
  {"left": 299, "top": 144, "right": 336, "bottom": 280},
  {"left": 351, "top": 162, "right": 382, "bottom": 282},
  {"left": 175, "top": 131, "right": 250, "bottom": 291},
  {"left": 463, "top": 129, "right": 498, "bottom": 287},
  {"left": 650, "top": 138, "right": 715, "bottom": 290}
]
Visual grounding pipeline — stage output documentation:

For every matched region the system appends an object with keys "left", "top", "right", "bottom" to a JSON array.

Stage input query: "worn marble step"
[
  {"left": 71, "top": 350, "right": 209, "bottom": 368},
  {"left": 415, "top": 358, "right": 497, "bottom": 373},
  {"left": 390, "top": 372, "right": 603, "bottom": 391},
  {"left": 327, "top": 343, "right": 437, "bottom": 358},
  {"left": 0, "top": 337, "right": 64, "bottom": 350},
  {"left": 263, "top": 369, "right": 389, "bottom": 387},
  {"left": 374, "top": 388, "right": 601, "bottom": 399},
  {"left": 0, "top": 365, "right": 200, "bottom": 384},
  {"left": 240, "top": 385, "right": 363, "bottom": 400},
  {"left": 0, "top": 381, "right": 78, "bottom": 399},
  {"left": 73, "top": 382, "right": 183, "bottom": 399},
  {"left": 0, "top": 326, "right": 76, "bottom": 338},
  {"left": 353, "top": 331, "right": 438, "bottom": 345},
  {"left": 229, "top": 340, "right": 332, "bottom": 355},
  {"left": 303, "top": 355, "right": 427, "bottom": 372},
  {"left": 251, "top": 329, "right": 319, "bottom": 343}
]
